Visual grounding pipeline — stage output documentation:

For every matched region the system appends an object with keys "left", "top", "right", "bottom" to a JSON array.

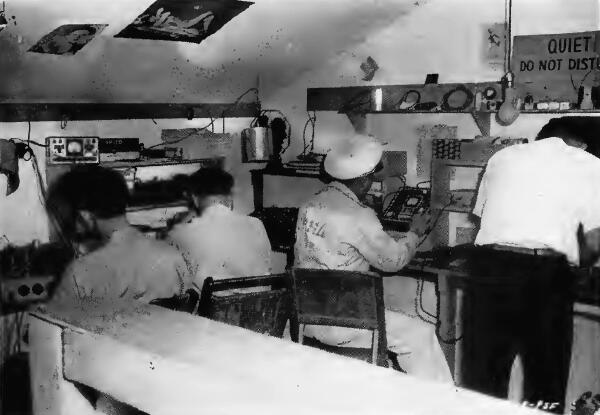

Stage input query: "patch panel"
[{"left": 0, "top": 276, "right": 55, "bottom": 307}]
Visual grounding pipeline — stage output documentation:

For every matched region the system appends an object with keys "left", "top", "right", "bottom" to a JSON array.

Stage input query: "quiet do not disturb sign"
[{"left": 512, "top": 31, "right": 600, "bottom": 102}]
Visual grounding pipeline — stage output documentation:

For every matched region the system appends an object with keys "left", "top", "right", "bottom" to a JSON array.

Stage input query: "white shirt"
[
  {"left": 168, "top": 204, "right": 273, "bottom": 290},
  {"left": 52, "top": 227, "right": 190, "bottom": 304},
  {"left": 294, "top": 181, "right": 419, "bottom": 272},
  {"left": 474, "top": 137, "right": 600, "bottom": 264}
]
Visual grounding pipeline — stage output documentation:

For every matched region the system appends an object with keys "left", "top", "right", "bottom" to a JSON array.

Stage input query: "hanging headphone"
[
  {"left": 441, "top": 85, "right": 474, "bottom": 111},
  {"left": 396, "top": 90, "right": 421, "bottom": 110}
]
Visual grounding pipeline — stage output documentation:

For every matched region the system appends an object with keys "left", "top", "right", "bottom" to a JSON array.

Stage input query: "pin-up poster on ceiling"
[
  {"left": 512, "top": 31, "right": 600, "bottom": 104},
  {"left": 115, "top": 0, "right": 254, "bottom": 43},
  {"left": 29, "top": 24, "right": 107, "bottom": 55}
]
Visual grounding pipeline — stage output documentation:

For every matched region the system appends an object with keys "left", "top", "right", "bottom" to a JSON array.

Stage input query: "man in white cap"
[{"left": 294, "top": 134, "right": 452, "bottom": 383}]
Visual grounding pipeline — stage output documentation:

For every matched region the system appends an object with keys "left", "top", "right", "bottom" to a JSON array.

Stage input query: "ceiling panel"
[{"left": 0, "top": 0, "right": 418, "bottom": 103}]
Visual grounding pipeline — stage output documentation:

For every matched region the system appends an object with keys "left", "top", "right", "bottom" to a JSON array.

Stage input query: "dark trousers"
[{"left": 460, "top": 246, "right": 574, "bottom": 413}]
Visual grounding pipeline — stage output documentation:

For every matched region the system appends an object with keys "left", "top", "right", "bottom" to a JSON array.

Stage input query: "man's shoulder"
[
  {"left": 168, "top": 220, "right": 195, "bottom": 239},
  {"left": 145, "top": 236, "right": 181, "bottom": 253},
  {"left": 245, "top": 214, "right": 265, "bottom": 228},
  {"left": 487, "top": 142, "right": 527, "bottom": 162},
  {"left": 301, "top": 193, "right": 376, "bottom": 227},
  {"left": 133, "top": 233, "right": 184, "bottom": 261},
  {"left": 67, "top": 246, "right": 108, "bottom": 269},
  {"left": 572, "top": 148, "right": 600, "bottom": 169},
  {"left": 229, "top": 212, "right": 270, "bottom": 237}
]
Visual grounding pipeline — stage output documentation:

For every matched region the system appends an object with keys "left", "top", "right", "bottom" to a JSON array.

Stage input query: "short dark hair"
[
  {"left": 186, "top": 167, "right": 234, "bottom": 197},
  {"left": 46, "top": 165, "right": 129, "bottom": 221},
  {"left": 536, "top": 116, "right": 592, "bottom": 143}
]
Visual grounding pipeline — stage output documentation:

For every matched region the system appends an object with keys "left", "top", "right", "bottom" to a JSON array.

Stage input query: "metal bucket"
[{"left": 242, "top": 127, "right": 273, "bottom": 162}]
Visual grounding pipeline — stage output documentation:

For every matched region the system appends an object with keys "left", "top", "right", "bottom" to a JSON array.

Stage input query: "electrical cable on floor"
[
  {"left": 302, "top": 114, "right": 311, "bottom": 155},
  {"left": 412, "top": 197, "right": 465, "bottom": 342},
  {"left": 413, "top": 256, "right": 464, "bottom": 345},
  {"left": 309, "top": 110, "right": 316, "bottom": 153},
  {"left": 301, "top": 111, "right": 317, "bottom": 155},
  {"left": 417, "top": 278, "right": 437, "bottom": 320},
  {"left": 416, "top": 198, "right": 453, "bottom": 248},
  {"left": 437, "top": 322, "right": 464, "bottom": 345},
  {"left": 414, "top": 285, "right": 437, "bottom": 325}
]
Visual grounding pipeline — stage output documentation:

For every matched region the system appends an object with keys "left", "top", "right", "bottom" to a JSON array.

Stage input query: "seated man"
[
  {"left": 45, "top": 166, "right": 192, "bottom": 415},
  {"left": 294, "top": 134, "right": 452, "bottom": 383},
  {"left": 167, "top": 167, "right": 273, "bottom": 291},
  {"left": 46, "top": 165, "right": 191, "bottom": 305}
]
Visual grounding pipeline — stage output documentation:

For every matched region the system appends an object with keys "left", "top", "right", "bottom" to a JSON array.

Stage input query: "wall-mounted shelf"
[
  {"left": 102, "top": 157, "right": 223, "bottom": 169},
  {"left": 46, "top": 157, "right": 224, "bottom": 171},
  {"left": 307, "top": 83, "right": 501, "bottom": 111},
  {"left": 307, "top": 83, "right": 502, "bottom": 136},
  {"left": 0, "top": 102, "right": 260, "bottom": 122},
  {"left": 308, "top": 84, "right": 600, "bottom": 137},
  {"left": 519, "top": 109, "right": 600, "bottom": 114}
]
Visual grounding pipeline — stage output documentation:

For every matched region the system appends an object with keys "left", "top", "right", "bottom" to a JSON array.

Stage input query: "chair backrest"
[
  {"left": 197, "top": 274, "right": 292, "bottom": 338},
  {"left": 290, "top": 268, "right": 384, "bottom": 329},
  {"left": 150, "top": 289, "right": 200, "bottom": 314},
  {"left": 290, "top": 268, "right": 387, "bottom": 365}
]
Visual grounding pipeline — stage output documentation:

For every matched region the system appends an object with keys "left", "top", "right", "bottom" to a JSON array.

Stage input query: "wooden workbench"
[{"left": 28, "top": 301, "right": 546, "bottom": 415}]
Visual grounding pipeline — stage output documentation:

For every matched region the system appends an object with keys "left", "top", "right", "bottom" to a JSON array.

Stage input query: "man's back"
[
  {"left": 295, "top": 182, "right": 419, "bottom": 273},
  {"left": 52, "top": 227, "right": 189, "bottom": 304},
  {"left": 168, "top": 204, "right": 273, "bottom": 289},
  {"left": 474, "top": 137, "right": 600, "bottom": 264}
]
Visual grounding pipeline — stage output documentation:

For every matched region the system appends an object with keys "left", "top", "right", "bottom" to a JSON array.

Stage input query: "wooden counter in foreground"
[{"left": 28, "top": 301, "right": 546, "bottom": 415}]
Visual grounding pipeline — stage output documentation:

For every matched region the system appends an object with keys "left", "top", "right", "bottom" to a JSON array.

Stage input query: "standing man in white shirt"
[
  {"left": 168, "top": 167, "right": 273, "bottom": 291},
  {"left": 294, "top": 134, "right": 453, "bottom": 383},
  {"left": 466, "top": 117, "right": 600, "bottom": 413}
]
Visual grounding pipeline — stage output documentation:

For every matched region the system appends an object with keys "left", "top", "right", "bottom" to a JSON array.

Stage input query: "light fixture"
[
  {"left": 496, "top": 0, "right": 521, "bottom": 126},
  {"left": 497, "top": 71, "right": 522, "bottom": 126},
  {"left": 0, "top": 2, "right": 8, "bottom": 33}
]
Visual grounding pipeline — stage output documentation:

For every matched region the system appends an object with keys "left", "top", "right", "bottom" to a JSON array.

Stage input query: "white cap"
[{"left": 324, "top": 134, "right": 384, "bottom": 180}]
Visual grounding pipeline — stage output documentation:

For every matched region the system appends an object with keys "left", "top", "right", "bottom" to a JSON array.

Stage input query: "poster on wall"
[
  {"left": 482, "top": 23, "right": 506, "bottom": 69},
  {"left": 28, "top": 24, "right": 107, "bottom": 55},
  {"left": 115, "top": 0, "right": 253, "bottom": 44}
]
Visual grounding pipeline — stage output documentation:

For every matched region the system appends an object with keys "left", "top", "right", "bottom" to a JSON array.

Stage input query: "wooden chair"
[
  {"left": 149, "top": 288, "right": 200, "bottom": 314},
  {"left": 290, "top": 268, "right": 390, "bottom": 367},
  {"left": 197, "top": 274, "right": 292, "bottom": 338}
]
